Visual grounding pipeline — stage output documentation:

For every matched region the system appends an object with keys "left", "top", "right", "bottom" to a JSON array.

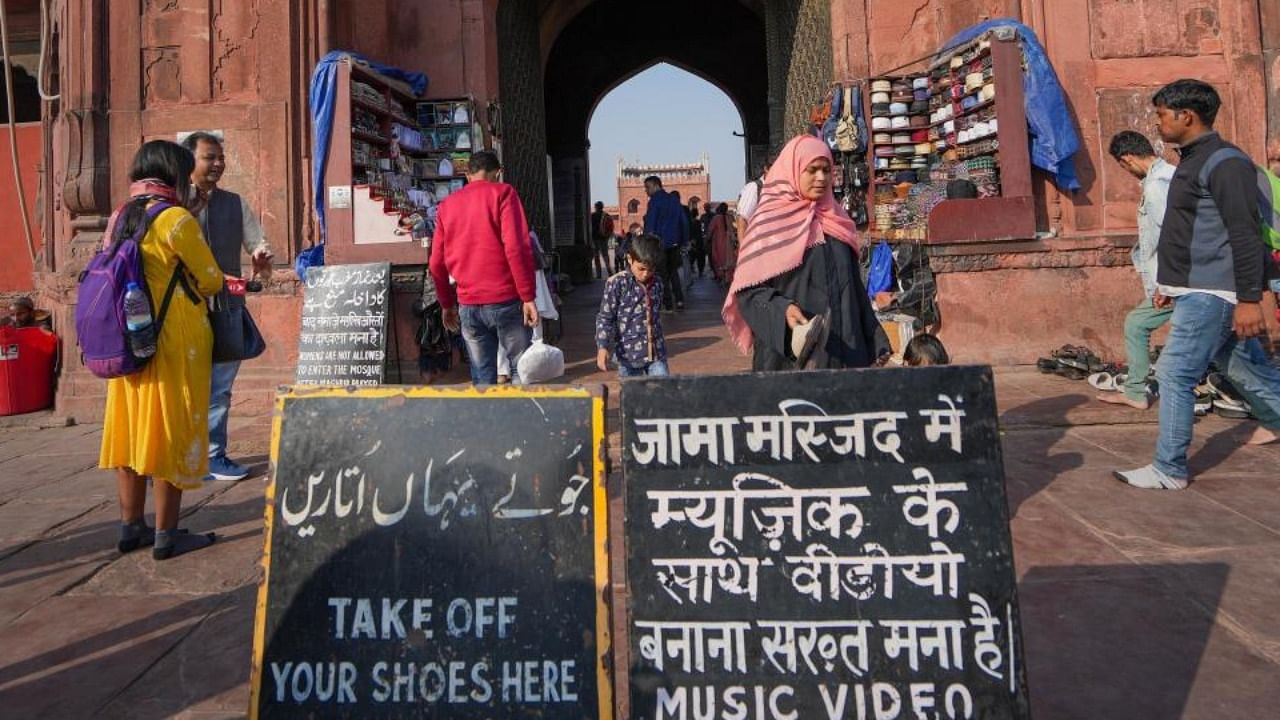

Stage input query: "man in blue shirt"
[{"left": 643, "top": 175, "right": 690, "bottom": 310}]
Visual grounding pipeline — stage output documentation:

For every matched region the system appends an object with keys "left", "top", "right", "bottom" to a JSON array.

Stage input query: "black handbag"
[{"left": 209, "top": 290, "right": 266, "bottom": 363}]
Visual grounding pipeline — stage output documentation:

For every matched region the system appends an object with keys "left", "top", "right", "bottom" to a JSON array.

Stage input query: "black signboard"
[
  {"left": 621, "top": 367, "right": 1030, "bottom": 720},
  {"left": 296, "top": 262, "right": 391, "bottom": 386},
  {"left": 250, "top": 385, "right": 612, "bottom": 719}
]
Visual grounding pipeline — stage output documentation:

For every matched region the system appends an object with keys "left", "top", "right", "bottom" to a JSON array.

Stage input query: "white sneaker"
[{"left": 1113, "top": 464, "right": 1188, "bottom": 490}]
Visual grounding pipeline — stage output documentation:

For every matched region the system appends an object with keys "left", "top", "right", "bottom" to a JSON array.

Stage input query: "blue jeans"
[
  {"left": 618, "top": 359, "right": 670, "bottom": 378},
  {"left": 459, "top": 301, "right": 531, "bottom": 385},
  {"left": 1155, "top": 293, "right": 1280, "bottom": 478},
  {"left": 208, "top": 360, "right": 240, "bottom": 460}
]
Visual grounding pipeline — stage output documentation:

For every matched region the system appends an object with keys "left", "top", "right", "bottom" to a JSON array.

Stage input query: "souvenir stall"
[
  {"left": 812, "top": 27, "right": 1042, "bottom": 360},
  {"left": 320, "top": 56, "right": 486, "bottom": 265}
]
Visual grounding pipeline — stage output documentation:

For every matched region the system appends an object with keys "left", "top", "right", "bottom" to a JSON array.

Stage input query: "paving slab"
[
  {"left": 96, "top": 587, "right": 255, "bottom": 720},
  {"left": 1019, "top": 565, "right": 1280, "bottom": 720},
  {"left": 0, "top": 593, "right": 227, "bottom": 717}
]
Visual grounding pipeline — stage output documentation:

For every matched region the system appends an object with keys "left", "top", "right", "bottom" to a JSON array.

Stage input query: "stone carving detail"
[
  {"left": 213, "top": 0, "right": 261, "bottom": 98},
  {"left": 497, "top": 0, "right": 553, "bottom": 238},
  {"left": 142, "top": 46, "right": 183, "bottom": 105},
  {"left": 767, "top": 0, "right": 835, "bottom": 145},
  {"left": 60, "top": 109, "right": 111, "bottom": 219}
]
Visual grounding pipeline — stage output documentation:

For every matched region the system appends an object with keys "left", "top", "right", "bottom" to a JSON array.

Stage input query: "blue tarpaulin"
[
  {"left": 307, "top": 51, "right": 428, "bottom": 263},
  {"left": 944, "top": 19, "right": 1081, "bottom": 192}
]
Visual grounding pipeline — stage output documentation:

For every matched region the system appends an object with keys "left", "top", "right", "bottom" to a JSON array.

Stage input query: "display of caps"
[
  {"left": 909, "top": 115, "right": 928, "bottom": 128},
  {"left": 892, "top": 132, "right": 911, "bottom": 144},
  {"left": 965, "top": 72, "right": 984, "bottom": 92},
  {"left": 910, "top": 129, "right": 929, "bottom": 142},
  {"left": 913, "top": 88, "right": 929, "bottom": 101},
  {"left": 950, "top": 55, "right": 964, "bottom": 69},
  {"left": 890, "top": 102, "right": 910, "bottom": 116},
  {"left": 876, "top": 157, "right": 891, "bottom": 169},
  {"left": 927, "top": 126, "right": 940, "bottom": 141},
  {"left": 871, "top": 102, "right": 892, "bottom": 116},
  {"left": 950, "top": 83, "right": 965, "bottom": 99},
  {"left": 980, "top": 83, "right": 996, "bottom": 102},
  {"left": 910, "top": 100, "right": 929, "bottom": 114},
  {"left": 914, "top": 142, "right": 933, "bottom": 155},
  {"left": 972, "top": 121, "right": 990, "bottom": 138},
  {"left": 873, "top": 132, "right": 892, "bottom": 144},
  {"left": 930, "top": 110, "right": 944, "bottom": 125},
  {"left": 872, "top": 116, "right": 892, "bottom": 130},
  {"left": 958, "top": 129, "right": 971, "bottom": 144},
  {"left": 990, "top": 118, "right": 998, "bottom": 133},
  {"left": 979, "top": 37, "right": 991, "bottom": 51},
  {"left": 891, "top": 115, "right": 911, "bottom": 129},
  {"left": 961, "top": 95, "right": 979, "bottom": 111},
  {"left": 874, "top": 145, "right": 895, "bottom": 157},
  {"left": 894, "top": 145, "right": 914, "bottom": 157},
  {"left": 943, "top": 120, "right": 956, "bottom": 134},
  {"left": 891, "top": 91, "right": 915, "bottom": 104},
  {"left": 892, "top": 80, "right": 912, "bottom": 93},
  {"left": 935, "top": 139, "right": 948, "bottom": 150},
  {"left": 871, "top": 91, "right": 890, "bottom": 104},
  {"left": 912, "top": 76, "right": 929, "bottom": 90},
  {"left": 871, "top": 79, "right": 893, "bottom": 92},
  {"left": 894, "top": 170, "right": 918, "bottom": 183}
]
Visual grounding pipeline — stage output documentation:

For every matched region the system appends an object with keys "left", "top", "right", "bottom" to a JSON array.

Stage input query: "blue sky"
[{"left": 588, "top": 63, "right": 746, "bottom": 207}]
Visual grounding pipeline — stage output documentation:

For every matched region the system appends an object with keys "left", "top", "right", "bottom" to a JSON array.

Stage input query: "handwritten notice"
[
  {"left": 296, "top": 262, "right": 391, "bottom": 386},
  {"left": 250, "top": 386, "right": 612, "bottom": 719},
  {"left": 620, "top": 367, "right": 1031, "bottom": 720}
]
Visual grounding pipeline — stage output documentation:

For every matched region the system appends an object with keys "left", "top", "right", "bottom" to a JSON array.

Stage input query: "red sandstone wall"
[
  {"left": 615, "top": 177, "right": 711, "bottom": 234},
  {"left": 834, "top": 0, "right": 1272, "bottom": 241},
  {"left": 0, "top": 124, "right": 42, "bottom": 293}
]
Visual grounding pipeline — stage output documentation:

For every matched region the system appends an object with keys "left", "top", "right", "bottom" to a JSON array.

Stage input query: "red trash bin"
[{"left": 0, "top": 325, "right": 58, "bottom": 416}]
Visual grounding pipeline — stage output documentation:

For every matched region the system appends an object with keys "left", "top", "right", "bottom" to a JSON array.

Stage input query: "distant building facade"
[{"left": 616, "top": 157, "right": 712, "bottom": 232}]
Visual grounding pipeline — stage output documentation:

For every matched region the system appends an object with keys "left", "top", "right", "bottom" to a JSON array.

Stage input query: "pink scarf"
[
  {"left": 101, "top": 179, "right": 183, "bottom": 249},
  {"left": 721, "top": 135, "right": 861, "bottom": 354}
]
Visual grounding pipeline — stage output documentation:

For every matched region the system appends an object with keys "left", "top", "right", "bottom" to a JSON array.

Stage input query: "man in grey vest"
[{"left": 183, "top": 132, "right": 272, "bottom": 481}]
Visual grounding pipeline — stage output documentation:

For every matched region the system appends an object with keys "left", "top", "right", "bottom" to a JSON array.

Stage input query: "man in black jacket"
[{"left": 1116, "top": 80, "right": 1280, "bottom": 490}]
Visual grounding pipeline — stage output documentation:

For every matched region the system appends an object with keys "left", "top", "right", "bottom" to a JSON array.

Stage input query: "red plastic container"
[{"left": 0, "top": 325, "right": 58, "bottom": 416}]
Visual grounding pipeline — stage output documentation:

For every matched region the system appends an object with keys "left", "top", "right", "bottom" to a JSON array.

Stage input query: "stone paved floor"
[{"left": 0, "top": 275, "right": 1277, "bottom": 718}]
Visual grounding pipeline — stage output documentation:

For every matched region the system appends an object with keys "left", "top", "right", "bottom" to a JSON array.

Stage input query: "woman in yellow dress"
[{"left": 98, "top": 140, "right": 225, "bottom": 560}]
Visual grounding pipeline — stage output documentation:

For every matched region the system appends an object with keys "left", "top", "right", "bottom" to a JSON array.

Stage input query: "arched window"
[{"left": 627, "top": 198, "right": 640, "bottom": 213}]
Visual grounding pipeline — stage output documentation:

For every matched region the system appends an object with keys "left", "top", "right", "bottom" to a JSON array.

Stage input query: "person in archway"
[
  {"left": 708, "top": 203, "right": 735, "bottom": 285},
  {"left": 723, "top": 135, "right": 887, "bottom": 371},
  {"left": 735, "top": 153, "right": 773, "bottom": 239},
  {"left": 430, "top": 151, "right": 539, "bottom": 385},
  {"left": 687, "top": 197, "right": 707, "bottom": 278},
  {"left": 642, "top": 175, "right": 689, "bottom": 311},
  {"left": 589, "top": 201, "right": 614, "bottom": 280}
]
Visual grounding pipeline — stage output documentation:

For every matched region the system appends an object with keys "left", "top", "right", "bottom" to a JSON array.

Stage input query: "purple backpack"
[{"left": 76, "top": 202, "right": 192, "bottom": 378}]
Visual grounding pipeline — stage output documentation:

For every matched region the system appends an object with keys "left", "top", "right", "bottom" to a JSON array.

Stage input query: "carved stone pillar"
[{"left": 496, "top": 0, "right": 552, "bottom": 238}]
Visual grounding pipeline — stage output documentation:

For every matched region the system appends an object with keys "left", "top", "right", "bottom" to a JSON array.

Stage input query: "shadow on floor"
[
  {"left": 1020, "top": 562, "right": 1229, "bottom": 719},
  {"left": 1000, "top": 394, "right": 1089, "bottom": 516}
]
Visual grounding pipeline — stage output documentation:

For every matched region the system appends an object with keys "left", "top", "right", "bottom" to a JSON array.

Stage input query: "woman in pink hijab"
[{"left": 722, "top": 135, "right": 887, "bottom": 371}]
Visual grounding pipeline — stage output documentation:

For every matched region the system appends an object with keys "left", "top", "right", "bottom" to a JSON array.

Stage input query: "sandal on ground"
[
  {"left": 1036, "top": 358, "right": 1057, "bottom": 374},
  {"left": 153, "top": 529, "right": 217, "bottom": 561},
  {"left": 1088, "top": 372, "right": 1119, "bottom": 392}
]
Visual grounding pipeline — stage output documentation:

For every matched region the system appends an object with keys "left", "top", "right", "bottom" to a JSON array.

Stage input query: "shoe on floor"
[
  {"left": 1205, "top": 372, "right": 1244, "bottom": 404},
  {"left": 1193, "top": 386, "right": 1214, "bottom": 416},
  {"left": 206, "top": 456, "right": 249, "bottom": 482},
  {"left": 1114, "top": 464, "right": 1188, "bottom": 490}
]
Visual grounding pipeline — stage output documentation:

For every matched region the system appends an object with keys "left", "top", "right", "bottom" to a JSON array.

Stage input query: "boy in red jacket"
[{"left": 429, "top": 151, "right": 539, "bottom": 384}]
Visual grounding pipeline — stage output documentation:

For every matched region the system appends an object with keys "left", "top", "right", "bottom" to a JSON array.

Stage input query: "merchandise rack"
[
  {"left": 321, "top": 57, "right": 482, "bottom": 264},
  {"left": 862, "top": 29, "right": 1034, "bottom": 244}
]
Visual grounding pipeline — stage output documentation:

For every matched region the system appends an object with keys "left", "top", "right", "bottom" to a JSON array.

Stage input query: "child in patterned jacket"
[{"left": 595, "top": 234, "right": 669, "bottom": 377}]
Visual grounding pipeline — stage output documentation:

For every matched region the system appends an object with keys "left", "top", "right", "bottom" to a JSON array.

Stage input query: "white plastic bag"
[{"left": 516, "top": 324, "right": 564, "bottom": 385}]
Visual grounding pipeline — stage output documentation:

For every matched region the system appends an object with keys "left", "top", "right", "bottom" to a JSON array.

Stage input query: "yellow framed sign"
[{"left": 249, "top": 385, "right": 612, "bottom": 719}]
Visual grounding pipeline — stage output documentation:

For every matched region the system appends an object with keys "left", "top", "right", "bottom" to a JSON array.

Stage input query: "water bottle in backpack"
[{"left": 123, "top": 282, "right": 157, "bottom": 359}]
